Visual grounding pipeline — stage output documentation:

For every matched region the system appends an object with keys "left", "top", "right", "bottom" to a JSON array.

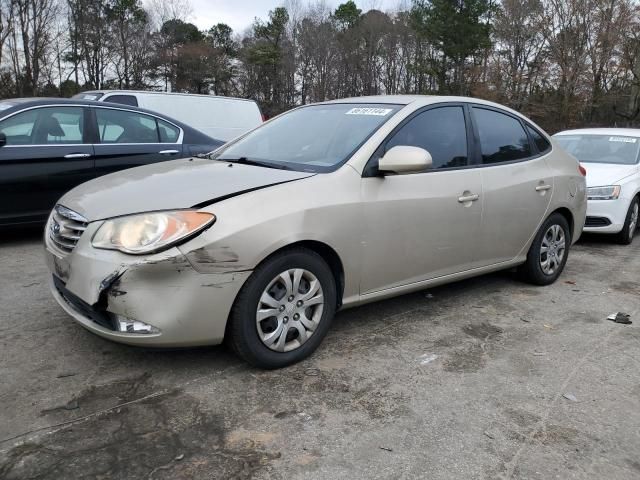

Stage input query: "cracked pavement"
[{"left": 1, "top": 228, "right": 639, "bottom": 479}]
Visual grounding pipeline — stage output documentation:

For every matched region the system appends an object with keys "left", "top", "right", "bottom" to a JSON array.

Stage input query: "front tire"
[
  {"left": 616, "top": 197, "right": 639, "bottom": 245},
  {"left": 519, "top": 213, "right": 571, "bottom": 286},
  {"left": 227, "top": 247, "right": 337, "bottom": 369}
]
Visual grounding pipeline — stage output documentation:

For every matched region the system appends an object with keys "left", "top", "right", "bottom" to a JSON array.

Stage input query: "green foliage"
[
  {"left": 59, "top": 80, "right": 81, "bottom": 97},
  {"left": 240, "top": 7, "right": 296, "bottom": 116},
  {"left": 411, "top": 0, "right": 492, "bottom": 93},
  {"left": 411, "top": 0, "right": 492, "bottom": 58},
  {"left": 106, "top": 0, "right": 147, "bottom": 25},
  {"left": 333, "top": 1, "right": 362, "bottom": 29},
  {"left": 160, "top": 19, "right": 203, "bottom": 45},
  {"left": 208, "top": 23, "right": 236, "bottom": 55}
]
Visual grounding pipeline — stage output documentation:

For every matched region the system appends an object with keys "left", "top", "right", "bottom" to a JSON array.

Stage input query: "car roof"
[
  {"left": 0, "top": 97, "right": 107, "bottom": 107},
  {"left": 318, "top": 95, "right": 545, "bottom": 131},
  {"left": 0, "top": 96, "right": 167, "bottom": 113},
  {"left": 554, "top": 127, "right": 640, "bottom": 137},
  {"left": 323, "top": 94, "right": 518, "bottom": 109},
  {"left": 78, "top": 90, "right": 257, "bottom": 104}
]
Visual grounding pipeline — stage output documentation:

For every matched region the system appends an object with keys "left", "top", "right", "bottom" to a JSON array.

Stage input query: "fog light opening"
[{"left": 115, "top": 316, "right": 160, "bottom": 334}]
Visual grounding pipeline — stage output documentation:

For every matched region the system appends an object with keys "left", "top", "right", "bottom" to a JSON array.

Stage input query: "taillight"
[{"left": 578, "top": 164, "right": 587, "bottom": 177}]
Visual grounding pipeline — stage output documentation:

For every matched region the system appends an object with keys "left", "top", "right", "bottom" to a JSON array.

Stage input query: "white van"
[{"left": 73, "top": 90, "right": 263, "bottom": 142}]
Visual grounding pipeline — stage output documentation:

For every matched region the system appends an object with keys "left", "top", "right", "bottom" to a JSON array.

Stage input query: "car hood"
[
  {"left": 584, "top": 162, "right": 639, "bottom": 187},
  {"left": 58, "top": 158, "right": 315, "bottom": 221}
]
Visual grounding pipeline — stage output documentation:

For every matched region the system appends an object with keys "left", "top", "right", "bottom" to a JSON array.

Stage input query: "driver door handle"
[
  {"left": 458, "top": 193, "right": 479, "bottom": 203},
  {"left": 159, "top": 149, "right": 180, "bottom": 155},
  {"left": 535, "top": 184, "right": 552, "bottom": 191},
  {"left": 64, "top": 153, "right": 91, "bottom": 159}
]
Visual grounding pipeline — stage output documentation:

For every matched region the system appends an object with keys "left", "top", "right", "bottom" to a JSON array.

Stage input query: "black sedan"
[{"left": 0, "top": 98, "right": 223, "bottom": 227}]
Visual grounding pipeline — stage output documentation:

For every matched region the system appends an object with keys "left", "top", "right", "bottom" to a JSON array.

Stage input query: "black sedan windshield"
[
  {"left": 213, "top": 103, "right": 402, "bottom": 172},
  {"left": 555, "top": 134, "right": 640, "bottom": 165}
]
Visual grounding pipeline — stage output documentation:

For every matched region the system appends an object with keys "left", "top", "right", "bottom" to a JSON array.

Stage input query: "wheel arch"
[
  {"left": 253, "top": 240, "right": 345, "bottom": 308},
  {"left": 551, "top": 207, "right": 575, "bottom": 239}
]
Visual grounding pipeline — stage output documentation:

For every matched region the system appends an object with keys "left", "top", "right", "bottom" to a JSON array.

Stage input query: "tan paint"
[{"left": 44, "top": 95, "right": 587, "bottom": 348}]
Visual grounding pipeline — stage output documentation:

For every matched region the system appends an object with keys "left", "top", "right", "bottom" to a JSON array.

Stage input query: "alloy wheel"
[
  {"left": 256, "top": 268, "right": 324, "bottom": 352},
  {"left": 540, "top": 224, "right": 566, "bottom": 276}
]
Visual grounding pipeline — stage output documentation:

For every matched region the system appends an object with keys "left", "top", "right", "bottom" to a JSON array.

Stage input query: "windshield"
[
  {"left": 212, "top": 103, "right": 402, "bottom": 172},
  {"left": 555, "top": 134, "right": 640, "bottom": 165}
]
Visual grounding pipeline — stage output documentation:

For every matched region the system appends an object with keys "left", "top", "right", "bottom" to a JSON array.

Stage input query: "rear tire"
[
  {"left": 616, "top": 197, "right": 639, "bottom": 245},
  {"left": 227, "top": 247, "right": 337, "bottom": 369},
  {"left": 519, "top": 213, "right": 571, "bottom": 286}
]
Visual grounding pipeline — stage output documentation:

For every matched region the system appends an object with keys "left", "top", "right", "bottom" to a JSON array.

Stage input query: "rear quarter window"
[
  {"left": 526, "top": 125, "right": 551, "bottom": 154},
  {"left": 158, "top": 119, "right": 180, "bottom": 142}
]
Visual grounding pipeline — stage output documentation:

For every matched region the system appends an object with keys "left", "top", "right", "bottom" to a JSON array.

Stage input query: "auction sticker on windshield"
[
  {"left": 609, "top": 136, "right": 637, "bottom": 143},
  {"left": 345, "top": 107, "right": 393, "bottom": 116}
]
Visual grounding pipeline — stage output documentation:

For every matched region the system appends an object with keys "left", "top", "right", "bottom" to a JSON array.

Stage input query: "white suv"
[{"left": 555, "top": 128, "right": 640, "bottom": 244}]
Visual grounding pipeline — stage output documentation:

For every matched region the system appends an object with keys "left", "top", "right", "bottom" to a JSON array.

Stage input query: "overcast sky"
[{"left": 189, "top": 0, "right": 404, "bottom": 33}]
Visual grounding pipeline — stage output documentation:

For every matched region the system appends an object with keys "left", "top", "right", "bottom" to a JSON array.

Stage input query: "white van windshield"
[
  {"left": 73, "top": 92, "right": 105, "bottom": 101},
  {"left": 555, "top": 134, "right": 640, "bottom": 165},
  {"left": 212, "top": 103, "right": 402, "bottom": 172}
]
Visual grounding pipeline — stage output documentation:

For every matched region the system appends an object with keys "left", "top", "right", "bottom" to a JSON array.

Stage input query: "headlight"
[
  {"left": 587, "top": 185, "right": 621, "bottom": 200},
  {"left": 92, "top": 210, "right": 215, "bottom": 254}
]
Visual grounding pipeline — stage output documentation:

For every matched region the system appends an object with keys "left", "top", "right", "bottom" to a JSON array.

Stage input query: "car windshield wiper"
[{"left": 216, "top": 157, "right": 291, "bottom": 170}]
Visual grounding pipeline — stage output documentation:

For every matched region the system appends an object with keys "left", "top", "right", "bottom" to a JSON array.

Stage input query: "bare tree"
[
  {"left": 145, "top": 0, "right": 191, "bottom": 29},
  {"left": 584, "top": 0, "right": 633, "bottom": 122},
  {"left": 491, "top": 0, "right": 547, "bottom": 109},
  {"left": 0, "top": 0, "right": 13, "bottom": 65},
  {"left": 7, "top": 0, "right": 60, "bottom": 95}
]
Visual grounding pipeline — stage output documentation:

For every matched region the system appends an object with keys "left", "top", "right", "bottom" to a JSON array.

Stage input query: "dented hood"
[{"left": 58, "top": 158, "right": 315, "bottom": 221}]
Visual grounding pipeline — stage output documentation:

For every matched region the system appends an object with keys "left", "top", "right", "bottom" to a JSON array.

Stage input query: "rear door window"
[
  {"left": 526, "top": 124, "right": 551, "bottom": 154},
  {"left": 95, "top": 108, "right": 160, "bottom": 144},
  {"left": 103, "top": 95, "right": 138, "bottom": 107},
  {"left": 472, "top": 107, "right": 532, "bottom": 164},
  {"left": 385, "top": 106, "right": 468, "bottom": 169},
  {"left": 0, "top": 107, "right": 85, "bottom": 145}
]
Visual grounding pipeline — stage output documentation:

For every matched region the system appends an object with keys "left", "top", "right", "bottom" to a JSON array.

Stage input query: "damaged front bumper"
[{"left": 45, "top": 222, "right": 251, "bottom": 347}]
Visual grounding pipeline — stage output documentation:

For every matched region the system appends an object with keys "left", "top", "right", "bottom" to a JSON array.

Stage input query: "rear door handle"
[
  {"left": 64, "top": 153, "right": 91, "bottom": 159},
  {"left": 536, "top": 184, "right": 552, "bottom": 191},
  {"left": 159, "top": 149, "right": 180, "bottom": 155},
  {"left": 458, "top": 193, "right": 479, "bottom": 203}
]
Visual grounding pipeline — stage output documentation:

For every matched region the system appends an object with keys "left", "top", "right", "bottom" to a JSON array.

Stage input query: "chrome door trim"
[{"left": 3, "top": 142, "right": 182, "bottom": 148}]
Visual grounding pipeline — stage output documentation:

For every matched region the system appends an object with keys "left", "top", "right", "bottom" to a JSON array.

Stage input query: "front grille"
[
  {"left": 53, "top": 275, "right": 116, "bottom": 331},
  {"left": 48, "top": 205, "right": 88, "bottom": 254},
  {"left": 585, "top": 216, "right": 612, "bottom": 227}
]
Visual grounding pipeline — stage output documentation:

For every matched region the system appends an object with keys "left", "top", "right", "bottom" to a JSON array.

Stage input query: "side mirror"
[
  {"left": 378, "top": 145, "right": 432, "bottom": 174},
  {"left": 0, "top": 132, "right": 6, "bottom": 147}
]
